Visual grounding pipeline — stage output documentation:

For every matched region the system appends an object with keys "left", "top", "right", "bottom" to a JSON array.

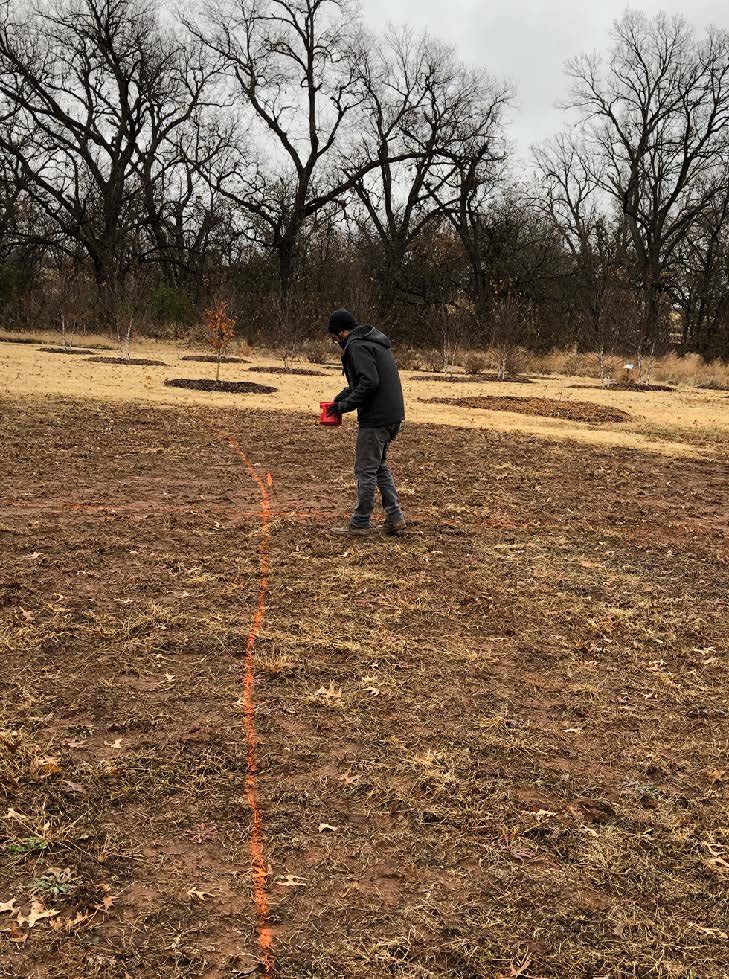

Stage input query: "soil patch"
[
  {"left": 164, "top": 378, "right": 276, "bottom": 394},
  {"left": 180, "top": 355, "right": 249, "bottom": 364},
  {"left": 413, "top": 372, "right": 533, "bottom": 384},
  {"left": 86, "top": 356, "right": 167, "bottom": 366},
  {"left": 427, "top": 394, "right": 631, "bottom": 424},
  {"left": 570, "top": 382, "right": 675, "bottom": 393},
  {"left": 247, "top": 365, "right": 325, "bottom": 376}
]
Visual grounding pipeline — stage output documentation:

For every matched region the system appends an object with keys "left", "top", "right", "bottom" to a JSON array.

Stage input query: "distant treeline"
[{"left": 0, "top": 1, "right": 728, "bottom": 361}]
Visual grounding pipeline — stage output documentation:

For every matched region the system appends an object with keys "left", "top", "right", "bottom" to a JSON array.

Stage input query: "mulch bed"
[
  {"left": 427, "top": 394, "right": 631, "bottom": 424},
  {"left": 164, "top": 378, "right": 277, "bottom": 394},
  {"left": 570, "top": 382, "right": 675, "bottom": 393},
  {"left": 180, "top": 355, "right": 249, "bottom": 364},
  {"left": 247, "top": 366, "right": 325, "bottom": 376},
  {"left": 86, "top": 357, "right": 167, "bottom": 366},
  {"left": 39, "top": 347, "right": 97, "bottom": 355},
  {"left": 412, "top": 373, "right": 533, "bottom": 384}
]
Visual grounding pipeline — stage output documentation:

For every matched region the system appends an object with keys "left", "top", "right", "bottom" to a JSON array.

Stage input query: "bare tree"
[
  {"left": 670, "top": 179, "right": 729, "bottom": 355},
  {"left": 187, "top": 0, "right": 433, "bottom": 301},
  {"left": 0, "top": 0, "right": 217, "bottom": 326},
  {"left": 565, "top": 10, "right": 729, "bottom": 358},
  {"left": 422, "top": 70, "right": 513, "bottom": 319},
  {"left": 351, "top": 29, "right": 469, "bottom": 316},
  {"left": 534, "top": 133, "right": 630, "bottom": 376}
]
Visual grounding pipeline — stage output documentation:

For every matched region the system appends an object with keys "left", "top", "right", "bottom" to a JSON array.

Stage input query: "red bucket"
[{"left": 320, "top": 401, "right": 341, "bottom": 426}]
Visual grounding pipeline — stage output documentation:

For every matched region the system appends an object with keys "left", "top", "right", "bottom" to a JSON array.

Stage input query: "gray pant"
[{"left": 351, "top": 423, "right": 404, "bottom": 528}]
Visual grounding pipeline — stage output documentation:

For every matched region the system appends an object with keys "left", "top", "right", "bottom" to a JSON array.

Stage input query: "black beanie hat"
[{"left": 327, "top": 308, "right": 358, "bottom": 334}]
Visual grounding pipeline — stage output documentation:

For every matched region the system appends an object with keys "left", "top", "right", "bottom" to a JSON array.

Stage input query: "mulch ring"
[
  {"left": 425, "top": 394, "right": 632, "bottom": 424},
  {"left": 570, "top": 382, "right": 675, "bottom": 393},
  {"left": 412, "top": 373, "right": 533, "bottom": 384},
  {"left": 180, "top": 355, "right": 249, "bottom": 364},
  {"left": 164, "top": 378, "right": 277, "bottom": 394},
  {"left": 247, "top": 365, "right": 325, "bottom": 376},
  {"left": 86, "top": 357, "right": 167, "bottom": 366}
]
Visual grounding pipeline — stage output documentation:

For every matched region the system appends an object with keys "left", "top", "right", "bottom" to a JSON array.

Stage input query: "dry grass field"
[{"left": 1, "top": 338, "right": 728, "bottom": 978}]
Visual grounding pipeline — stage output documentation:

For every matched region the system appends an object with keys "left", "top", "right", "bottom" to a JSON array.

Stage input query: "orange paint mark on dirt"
[{"left": 220, "top": 431, "right": 275, "bottom": 976}]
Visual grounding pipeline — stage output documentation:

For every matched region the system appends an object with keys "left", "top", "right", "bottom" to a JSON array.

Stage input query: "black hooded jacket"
[{"left": 334, "top": 325, "right": 405, "bottom": 428}]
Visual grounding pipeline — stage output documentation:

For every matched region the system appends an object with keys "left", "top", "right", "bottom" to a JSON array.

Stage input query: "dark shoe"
[
  {"left": 331, "top": 525, "right": 376, "bottom": 537},
  {"left": 382, "top": 518, "right": 406, "bottom": 535}
]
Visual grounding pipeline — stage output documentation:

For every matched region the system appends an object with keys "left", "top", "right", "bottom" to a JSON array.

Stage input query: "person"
[{"left": 325, "top": 308, "right": 406, "bottom": 536}]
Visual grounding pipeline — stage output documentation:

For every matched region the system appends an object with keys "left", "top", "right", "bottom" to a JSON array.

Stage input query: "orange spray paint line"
[{"left": 219, "top": 430, "right": 275, "bottom": 975}]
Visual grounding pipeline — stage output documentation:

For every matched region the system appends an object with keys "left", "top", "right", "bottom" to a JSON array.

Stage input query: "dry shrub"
[
  {"left": 464, "top": 352, "right": 487, "bottom": 375},
  {"left": 396, "top": 347, "right": 423, "bottom": 371},
  {"left": 650, "top": 351, "right": 722, "bottom": 386},
  {"left": 423, "top": 347, "right": 445, "bottom": 372},
  {"left": 305, "top": 339, "right": 336, "bottom": 365},
  {"left": 528, "top": 347, "right": 729, "bottom": 387},
  {"left": 489, "top": 345, "right": 530, "bottom": 378}
]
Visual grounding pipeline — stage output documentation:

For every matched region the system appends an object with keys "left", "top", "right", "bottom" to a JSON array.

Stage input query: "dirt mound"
[
  {"left": 40, "top": 346, "right": 97, "bottom": 355},
  {"left": 180, "top": 355, "right": 249, "bottom": 364},
  {"left": 570, "top": 382, "right": 675, "bottom": 393},
  {"left": 427, "top": 394, "right": 631, "bottom": 424},
  {"left": 247, "top": 365, "right": 325, "bottom": 376},
  {"left": 164, "top": 378, "right": 276, "bottom": 394},
  {"left": 413, "top": 373, "right": 533, "bottom": 384},
  {"left": 87, "top": 356, "right": 167, "bottom": 366}
]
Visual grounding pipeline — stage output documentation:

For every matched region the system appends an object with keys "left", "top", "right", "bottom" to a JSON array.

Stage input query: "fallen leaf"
[
  {"left": 65, "top": 911, "right": 91, "bottom": 930},
  {"left": 19, "top": 608, "right": 34, "bottom": 621},
  {"left": 0, "top": 922, "right": 27, "bottom": 943},
  {"left": 275, "top": 875, "right": 306, "bottom": 888},
  {"left": 30, "top": 756, "right": 62, "bottom": 778},
  {"left": 495, "top": 956, "right": 535, "bottom": 978},
  {"left": 17, "top": 899, "right": 60, "bottom": 928},
  {"left": 62, "top": 781, "right": 86, "bottom": 794},
  {"left": 315, "top": 682, "right": 342, "bottom": 701},
  {"left": 104, "top": 739, "right": 123, "bottom": 749},
  {"left": 0, "top": 899, "right": 17, "bottom": 914},
  {"left": 187, "top": 887, "right": 213, "bottom": 902},
  {"left": 94, "top": 891, "right": 116, "bottom": 912},
  {"left": 318, "top": 823, "right": 339, "bottom": 833}
]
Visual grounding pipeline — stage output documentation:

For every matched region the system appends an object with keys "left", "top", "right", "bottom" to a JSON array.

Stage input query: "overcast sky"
[{"left": 361, "top": 1, "right": 729, "bottom": 162}]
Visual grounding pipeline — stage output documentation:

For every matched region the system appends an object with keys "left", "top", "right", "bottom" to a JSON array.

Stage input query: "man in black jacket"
[{"left": 326, "top": 309, "right": 406, "bottom": 536}]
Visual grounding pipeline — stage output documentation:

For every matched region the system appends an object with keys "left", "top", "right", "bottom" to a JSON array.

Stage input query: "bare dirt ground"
[
  {"left": 1, "top": 389, "right": 728, "bottom": 978},
  {"left": 1, "top": 334, "right": 729, "bottom": 459}
]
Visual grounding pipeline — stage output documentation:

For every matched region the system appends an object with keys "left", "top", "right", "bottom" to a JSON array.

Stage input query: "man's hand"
[{"left": 326, "top": 402, "right": 342, "bottom": 418}]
